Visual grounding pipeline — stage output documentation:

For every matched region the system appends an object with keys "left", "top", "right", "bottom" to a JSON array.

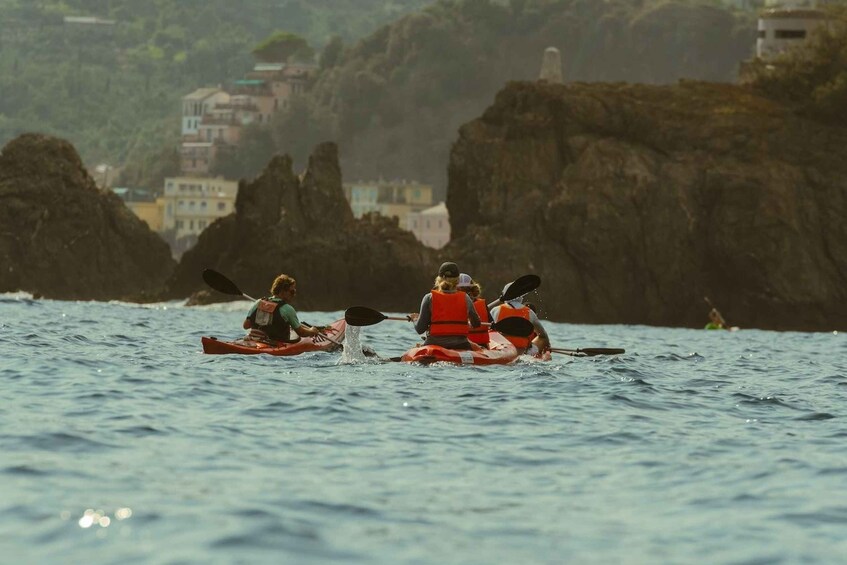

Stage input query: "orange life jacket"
[
  {"left": 468, "top": 297, "right": 490, "bottom": 345},
  {"left": 497, "top": 303, "right": 531, "bottom": 349},
  {"left": 430, "top": 290, "right": 469, "bottom": 336}
]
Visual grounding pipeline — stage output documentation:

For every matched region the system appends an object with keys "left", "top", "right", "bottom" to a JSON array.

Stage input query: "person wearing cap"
[
  {"left": 409, "top": 262, "right": 481, "bottom": 350},
  {"left": 489, "top": 282, "right": 550, "bottom": 355},
  {"left": 457, "top": 273, "right": 492, "bottom": 347}
]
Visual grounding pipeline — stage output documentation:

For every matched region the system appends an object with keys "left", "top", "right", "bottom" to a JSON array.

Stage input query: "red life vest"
[
  {"left": 430, "top": 290, "right": 469, "bottom": 336},
  {"left": 468, "top": 297, "right": 490, "bottom": 345},
  {"left": 497, "top": 303, "right": 531, "bottom": 349}
]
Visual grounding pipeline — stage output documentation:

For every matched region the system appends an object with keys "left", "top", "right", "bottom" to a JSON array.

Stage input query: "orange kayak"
[
  {"left": 400, "top": 331, "right": 519, "bottom": 365},
  {"left": 201, "top": 319, "right": 346, "bottom": 356}
]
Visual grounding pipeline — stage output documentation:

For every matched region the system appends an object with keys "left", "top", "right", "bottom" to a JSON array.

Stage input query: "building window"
[
  {"left": 775, "top": 30, "right": 806, "bottom": 39},
  {"left": 218, "top": 202, "right": 226, "bottom": 211},
  {"left": 189, "top": 220, "right": 194, "bottom": 230},
  {"left": 199, "top": 220, "right": 206, "bottom": 229},
  {"left": 177, "top": 220, "right": 184, "bottom": 229},
  {"left": 200, "top": 201, "right": 207, "bottom": 209},
  {"left": 758, "top": 30, "right": 766, "bottom": 39}
]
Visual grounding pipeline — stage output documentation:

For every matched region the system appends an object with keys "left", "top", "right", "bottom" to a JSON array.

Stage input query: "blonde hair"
[
  {"left": 434, "top": 275, "right": 458, "bottom": 292},
  {"left": 271, "top": 274, "right": 296, "bottom": 295}
]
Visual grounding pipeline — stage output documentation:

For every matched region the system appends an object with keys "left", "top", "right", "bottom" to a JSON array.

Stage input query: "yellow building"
[
  {"left": 160, "top": 176, "right": 239, "bottom": 240},
  {"left": 112, "top": 187, "right": 164, "bottom": 232},
  {"left": 343, "top": 180, "right": 433, "bottom": 229}
]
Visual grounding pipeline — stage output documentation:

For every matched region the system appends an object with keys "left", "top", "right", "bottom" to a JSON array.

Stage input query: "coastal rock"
[
  {"left": 0, "top": 134, "right": 175, "bottom": 300},
  {"left": 167, "top": 142, "right": 436, "bottom": 311},
  {"left": 446, "top": 81, "right": 847, "bottom": 331}
]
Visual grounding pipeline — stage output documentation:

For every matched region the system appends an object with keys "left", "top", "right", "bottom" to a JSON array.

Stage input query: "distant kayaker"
[
  {"left": 705, "top": 308, "right": 725, "bottom": 330},
  {"left": 243, "top": 274, "right": 330, "bottom": 343},
  {"left": 490, "top": 283, "right": 550, "bottom": 355},
  {"left": 458, "top": 273, "right": 491, "bottom": 347},
  {"left": 409, "top": 262, "right": 481, "bottom": 350}
]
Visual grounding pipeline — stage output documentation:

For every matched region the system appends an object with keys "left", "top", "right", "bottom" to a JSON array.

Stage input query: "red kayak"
[
  {"left": 400, "top": 331, "right": 519, "bottom": 365},
  {"left": 201, "top": 319, "right": 346, "bottom": 356}
]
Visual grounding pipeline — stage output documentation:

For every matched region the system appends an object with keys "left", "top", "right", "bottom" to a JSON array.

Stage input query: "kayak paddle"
[
  {"left": 500, "top": 274, "right": 541, "bottom": 302},
  {"left": 549, "top": 347, "right": 626, "bottom": 357},
  {"left": 344, "top": 305, "right": 535, "bottom": 337},
  {"left": 703, "top": 296, "right": 730, "bottom": 329},
  {"left": 344, "top": 306, "right": 411, "bottom": 326},
  {"left": 202, "top": 268, "right": 256, "bottom": 301}
]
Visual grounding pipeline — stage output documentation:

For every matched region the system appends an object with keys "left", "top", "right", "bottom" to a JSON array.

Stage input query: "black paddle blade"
[
  {"left": 579, "top": 348, "right": 625, "bottom": 356},
  {"left": 202, "top": 269, "right": 244, "bottom": 297},
  {"left": 550, "top": 347, "right": 626, "bottom": 357},
  {"left": 502, "top": 274, "right": 541, "bottom": 302},
  {"left": 490, "top": 316, "right": 534, "bottom": 337},
  {"left": 344, "top": 306, "right": 388, "bottom": 327}
]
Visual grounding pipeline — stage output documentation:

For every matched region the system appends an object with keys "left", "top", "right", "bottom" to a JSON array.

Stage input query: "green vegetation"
[
  {"left": 252, "top": 31, "right": 314, "bottom": 63},
  {"left": 0, "top": 0, "right": 433, "bottom": 189},
  {"left": 227, "top": 0, "right": 754, "bottom": 197},
  {"left": 749, "top": 7, "right": 847, "bottom": 126},
  {"left": 1, "top": 0, "right": 759, "bottom": 194}
]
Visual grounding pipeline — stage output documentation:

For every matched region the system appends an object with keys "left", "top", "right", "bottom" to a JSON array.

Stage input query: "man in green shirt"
[{"left": 243, "top": 274, "right": 328, "bottom": 342}]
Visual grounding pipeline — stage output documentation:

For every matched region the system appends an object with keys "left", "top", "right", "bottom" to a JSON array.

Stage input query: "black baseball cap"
[{"left": 438, "top": 261, "right": 459, "bottom": 277}]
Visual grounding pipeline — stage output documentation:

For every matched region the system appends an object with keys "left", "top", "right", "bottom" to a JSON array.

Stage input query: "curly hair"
[
  {"left": 271, "top": 274, "right": 296, "bottom": 295},
  {"left": 433, "top": 275, "right": 459, "bottom": 292}
]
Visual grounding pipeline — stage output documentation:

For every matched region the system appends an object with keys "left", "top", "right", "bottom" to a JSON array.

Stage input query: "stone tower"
[{"left": 538, "top": 47, "right": 563, "bottom": 84}]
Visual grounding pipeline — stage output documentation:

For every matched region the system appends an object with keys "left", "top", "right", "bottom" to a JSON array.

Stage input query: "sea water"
[{"left": 1, "top": 294, "right": 846, "bottom": 564}]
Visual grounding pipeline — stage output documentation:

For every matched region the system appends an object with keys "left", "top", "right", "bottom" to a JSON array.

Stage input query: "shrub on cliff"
[{"left": 749, "top": 7, "right": 847, "bottom": 126}]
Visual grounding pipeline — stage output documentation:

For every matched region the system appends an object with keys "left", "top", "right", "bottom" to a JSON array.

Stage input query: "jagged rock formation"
[
  {"left": 297, "top": 0, "right": 754, "bottom": 196},
  {"left": 167, "top": 142, "right": 436, "bottom": 311},
  {"left": 0, "top": 134, "right": 176, "bottom": 300},
  {"left": 445, "top": 81, "right": 847, "bottom": 331}
]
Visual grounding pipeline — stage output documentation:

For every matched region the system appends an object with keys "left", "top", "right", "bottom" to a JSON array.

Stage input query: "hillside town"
[
  {"left": 110, "top": 0, "right": 834, "bottom": 258},
  {"left": 109, "top": 53, "right": 445, "bottom": 257}
]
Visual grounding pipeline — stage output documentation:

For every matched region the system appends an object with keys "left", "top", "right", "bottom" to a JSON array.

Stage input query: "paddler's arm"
[
  {"left": 465, "top": 294, "right": 481, "bottom": 327},
  {"left": 412, "top": 294, "right": 432, "bottom": 334},
  {"left": 529, "top": 311, "right": 551, "bottom": 350},
  {"left": 242, "top": 301, "right": 260, "bottom": 329},
  {"left": 295, "top": 324, "right": 326, "bottom": 337}
]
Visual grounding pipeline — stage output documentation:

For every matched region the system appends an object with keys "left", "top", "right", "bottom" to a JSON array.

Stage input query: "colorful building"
[
  {"left": 343, "top": 180, "right": 434, "bottom": 230},
  {"left": 111, "top": 187, "right": 164, "bottom": 232},
  {"left": 757, "top": 7, "right": 828, "bottom": 59},
  {"left": 408, "top": 202, "right": 450, "bottom": 249},
  {"left": 160, "top": 176, "right": 238, "bottom": 242},
  {"left": 181, "top": 88, "right": 230, "bottom": 137}
]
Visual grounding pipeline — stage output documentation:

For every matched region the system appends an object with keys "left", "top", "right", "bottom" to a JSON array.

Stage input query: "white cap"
[{"left": 458, "top": 273, "right": 474, "bottom": 289}]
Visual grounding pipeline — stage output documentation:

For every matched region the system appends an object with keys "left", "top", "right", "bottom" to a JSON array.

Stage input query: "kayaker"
[
  {"left": 490, "top": 283, "right": 550, "bottom": 355},
  {"left": 705, "top": 308, "right": 725, "bottom": 330},
  {"left": 458, "top": 273, "right": 491, "bottom": 347},
  {"left": 243, "top": 274, "right": 330, "bottom": 343},
  {"left": 409, "top": 262, "right": 481, "bottom": 350}
]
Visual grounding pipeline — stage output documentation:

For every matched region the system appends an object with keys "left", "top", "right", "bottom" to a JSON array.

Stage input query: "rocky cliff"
[
  {"left": 0, "top": 134, "right": 175, "bottom": 300},
  {"left": 445, "top": 81, "right": 847, "bottom": 331},
  {"left": 167, "top": 142, "right": 436, "bottom": 311}
]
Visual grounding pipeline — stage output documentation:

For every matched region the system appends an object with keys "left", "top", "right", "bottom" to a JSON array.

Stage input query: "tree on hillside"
[{"left": 252, "top": 31, "right": 315, "bottom": 63}]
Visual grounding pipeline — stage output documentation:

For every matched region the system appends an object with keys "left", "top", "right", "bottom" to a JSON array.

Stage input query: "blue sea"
[{"left": 1, "top": 294, "right": 846, "bottom": 564}]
